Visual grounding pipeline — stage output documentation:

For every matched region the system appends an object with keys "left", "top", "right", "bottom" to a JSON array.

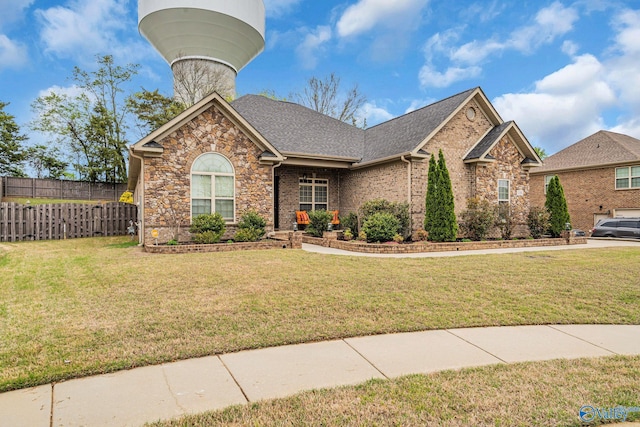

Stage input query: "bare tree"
[
  {"left": 291, "top": 73, "right": 367, "bottom": 127},
  {"left": 172, "top": 58, "right": 236, "bottom": 106}
]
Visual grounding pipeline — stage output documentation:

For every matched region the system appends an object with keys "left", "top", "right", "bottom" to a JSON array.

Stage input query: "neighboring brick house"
[
  {"left": 128, "top": 87, "right": 542, "bottom": 245},
  {"left": 530, "top": 131, "right": 640, "bottom": 233}
]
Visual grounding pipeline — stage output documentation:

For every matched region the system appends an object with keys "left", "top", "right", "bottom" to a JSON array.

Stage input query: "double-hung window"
[
  {"left": 544, "top": 175, "right": 554, "bottom": 194},
  {"left": 191, "top": 153, "right": 235, "bottom": 221},
  {"left": 498, "top": 179, "right": 510, "bottom": 204},
  {"left": 299, "top": 178, "right": 328, "bottom": 211},
  {"left": 615, "top": 166, "right": 640, "bottom": 189}
]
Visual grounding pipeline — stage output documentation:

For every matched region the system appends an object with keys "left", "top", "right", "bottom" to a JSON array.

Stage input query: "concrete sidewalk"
[
  {"left": 302, "top": 237, "right": 640, "bottom": 257},
  {"left": 2, "top": 324, "right": 640, "bottom": 427}
]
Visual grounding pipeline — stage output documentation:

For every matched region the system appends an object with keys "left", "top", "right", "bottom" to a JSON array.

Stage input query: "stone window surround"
[
  {"left": 615, "top": 165, "right": 640, "bottom": 190},
  {"left": 299, "top": 176, "right": 329, "bottom": 211},
  {"left": 190, "top": 152, "right": 236, "bottom": 222}
]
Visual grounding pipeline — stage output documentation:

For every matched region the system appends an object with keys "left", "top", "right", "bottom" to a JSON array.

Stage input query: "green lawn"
[
  {"left": 147, "top": 356, "right": 640, "bottom": 427},
  {"left": 1, "top": 236, "right": 639, "bottom": 396}
]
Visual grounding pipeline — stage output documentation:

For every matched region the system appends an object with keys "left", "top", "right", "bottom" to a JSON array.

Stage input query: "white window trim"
[
  {"left": 190, "top": 153, "right": 236, "bottom": 222},
  {"left": 498, "top": 179, "right": 510, "bottom": 203},
  {"left": 299, "top": 177, "right": 329, "bottom": 211},
  {"left": 615, "top": 166, "right": 640, "bottom": 190},
  {"left": 544, "top": 175, "right": 554, "bottom": 194}
]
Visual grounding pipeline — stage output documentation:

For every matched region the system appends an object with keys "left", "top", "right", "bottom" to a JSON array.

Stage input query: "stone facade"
[
  {"left": 474, "top": 136, "right": 530, "bottom": 237},
  {"left": 142, "top": 105, "right": 273, "bottom": 245},
  {"left": 531, "top": 165, "right": 640, "bottom": 232}
]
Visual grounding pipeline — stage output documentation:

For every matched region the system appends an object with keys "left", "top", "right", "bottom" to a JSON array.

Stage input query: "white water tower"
[{"left": 138, "top": 0, "right": 265, "bottom": 103}]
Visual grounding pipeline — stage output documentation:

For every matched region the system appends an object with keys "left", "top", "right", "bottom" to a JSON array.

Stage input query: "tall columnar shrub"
[
  {"left": 426, "top": 150, "right": 457, "bottom": 242},
  {"left": 545, "top": 175, "right": 570, "bottom": 237},
  {"left": 424, "top": 154, "right": 439, "bottom": 233}
]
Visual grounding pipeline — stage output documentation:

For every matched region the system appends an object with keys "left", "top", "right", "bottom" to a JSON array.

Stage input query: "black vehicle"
[{"left": 590, "top": 218, "right": 640, "bottom": 238}]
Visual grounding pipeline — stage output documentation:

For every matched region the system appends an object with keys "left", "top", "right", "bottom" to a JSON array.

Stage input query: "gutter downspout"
[
  {"left": 400, "top": 155, "right": 412, "bottom": 233},
  {"left": 129, "top": 147, "right": 145, "bottom": 246},
  {"left": 272, "top": 161, "right": 283, "bottom": 231}
]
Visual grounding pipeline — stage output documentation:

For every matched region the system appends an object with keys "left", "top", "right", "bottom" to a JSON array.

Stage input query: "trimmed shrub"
[
  {"left": 460, "top": 197, "right": 496, "bottom": 241},
  {"left": 190, "top": 213, "right": 226, "bottom": 244},
  {"left": 545, "top": 176, "right": 571, "bottom": 237},
  {"left": 343, "top": 228, "right": 353, "bottom": 241},
  {"left": 307, "top": 209, "right": 333, "bottom": 237},
  {"left": 528, "top": 206, "right": 550, "bottom": 239},
  {"left": 360, "top": 199, "right": 410, "bottom": 238},
  {"left": 362, "top": 212, "right": 399, "bottom": 243},
  {"left": 340, "top": 212, "right": 359, "bottom": 234},
  {"left": 235, "top": 210, "right": 266, "bottom": 242}
]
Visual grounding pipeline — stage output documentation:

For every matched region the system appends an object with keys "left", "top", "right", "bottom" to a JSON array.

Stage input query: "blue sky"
[{"left": 1, "top": 0, "right": 640, "bottom": 156}]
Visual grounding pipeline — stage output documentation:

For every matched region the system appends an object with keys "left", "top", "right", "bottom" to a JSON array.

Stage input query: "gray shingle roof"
[
  {"left": 363, "top": 88, "right": 477, "bottom": 162},
  {"left": 231, "top": 87, "right": 478, "bottom": 163},
  {"left": 465, "top": 121, "right": 513, "bottom": 160},
  {"left": 535, "top": 130, "right": 640, "bottom": 172},
  {"left": 231, "top": 95, "right": 364, "bottom": 159}
]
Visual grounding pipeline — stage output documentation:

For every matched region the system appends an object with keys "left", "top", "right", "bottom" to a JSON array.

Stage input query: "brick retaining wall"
[
  {"left": 145, "top": 232, "right": 302, "bottom": 254},
  {"left": 302, "top": 234, "right": 587, "bottom": 254}
]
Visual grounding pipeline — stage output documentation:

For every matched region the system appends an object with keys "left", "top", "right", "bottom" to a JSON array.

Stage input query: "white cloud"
[
  {"left": 0, "top": 34, "right": 28, "bottom": 70},
  {"left": 357, "top": 102, "right": 395, "bottom": 127},
  {"left": 295, "top": 26, "right": 332, "bottom": 69},
  {"left": 0, "top": 0, "right": 34, "bottom": 28},
  {"left": 421, "top": 2, "right": 579, "bottom": 88},
  {"left": 493, "top": 54, "right": 616, "bottom": 153},
  {"left": 337, "top": 0, "right": 429, "bottom": 38},
  {"left": 38, "top": 84, "right": 89, "bottom": 100},
  {"left": 419, "top": 64, "right": 481, "bottom": 88},
  {"left": 508, "top": 2, "right": 578, "bottom": 52},
  {"left": 404, "top": 98, "right": 436, "bottom": 114},
  {"left": 263, "top": 0, "right": 302, "bottom": 18},
  {"left": 35, "top": 0, "right": 147, "bottom": 63}
]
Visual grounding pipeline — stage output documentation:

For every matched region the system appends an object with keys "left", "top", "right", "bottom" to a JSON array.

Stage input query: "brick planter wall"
[
  {"left": 145, "top": 232, "right": 302, "bottom": 254},
  {"left": 302, "top": 235, "right": 587, "bottom": 254}
]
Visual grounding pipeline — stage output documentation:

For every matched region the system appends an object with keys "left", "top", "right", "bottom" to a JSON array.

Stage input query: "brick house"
[
  {"left": 530, "top": 130, "right": 640, "bottom": 233},
  {"left": 128, "top": 87, "right": 542, "bottom": 245}
]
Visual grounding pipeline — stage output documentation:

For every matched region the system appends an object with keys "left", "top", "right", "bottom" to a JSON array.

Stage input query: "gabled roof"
[
  {"left": 464, "top": 121, "right": 542, "bottom": 167},
  {"left": 128, "top": 92, "right": 284, "bottom": 190},
  {"left": 231, "top": 95, "right": 364, "bottom": 160},
  {"left": 232, "top": 87, "right": 505, "bottom": 165},
  {"left": 533, "top": 130, "right": 640, "bottom": 174},
  {"left": 363, "top": 88, "right": 478, "bottom": 162}
]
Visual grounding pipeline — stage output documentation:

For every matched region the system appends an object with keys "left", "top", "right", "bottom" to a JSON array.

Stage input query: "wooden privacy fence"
[
  {"left": 0, "top": 202, "right": 138, "bottom": 242},
  {"left": 0, "top": 177, "right": 128, "bottom": 201}
]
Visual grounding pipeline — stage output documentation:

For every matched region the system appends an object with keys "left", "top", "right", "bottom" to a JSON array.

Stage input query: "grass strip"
[
  {"left": 147, "top": 355, "right": 640, "bottom": 426},
  {"left": 1, "top": 237, "right": 639, "bottom": 392}
]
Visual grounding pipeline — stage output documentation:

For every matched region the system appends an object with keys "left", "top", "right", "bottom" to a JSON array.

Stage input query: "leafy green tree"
[
  {"left": 0, "top": 101, "right": 27, "bottom": 177},
  {"left": 127, "top": 88, "right": 185, "bottom": 136},
  {"left": 25, "top": 144, "right": 68, "bottom": 179},
  {"left": 534, "top": 146, "right": 548, "bottom": 160},
  {"left": 424, "top": 154, "right": 439, "bottom": 234},
  {"left": 31, "top": 55, "right": 139, "bottom": 182},
  {"left": 544, "top": 176, "right": 570, "bottom": 237}
]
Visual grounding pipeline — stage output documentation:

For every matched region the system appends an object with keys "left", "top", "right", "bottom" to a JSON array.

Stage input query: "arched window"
[{"left": 191, "top": 153, "right": 235, "bottom": 221}]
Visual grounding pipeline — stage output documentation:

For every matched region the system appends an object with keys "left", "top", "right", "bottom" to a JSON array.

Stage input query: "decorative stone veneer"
[
  {"left": 474, "top": 135, "right": 530, "bottom": 237},
  {"left": 142, "top": 106, "right": 274, "bottom": 245},
  {"left": 531, "top": 166, "right": 640, "bottom": 233}
]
